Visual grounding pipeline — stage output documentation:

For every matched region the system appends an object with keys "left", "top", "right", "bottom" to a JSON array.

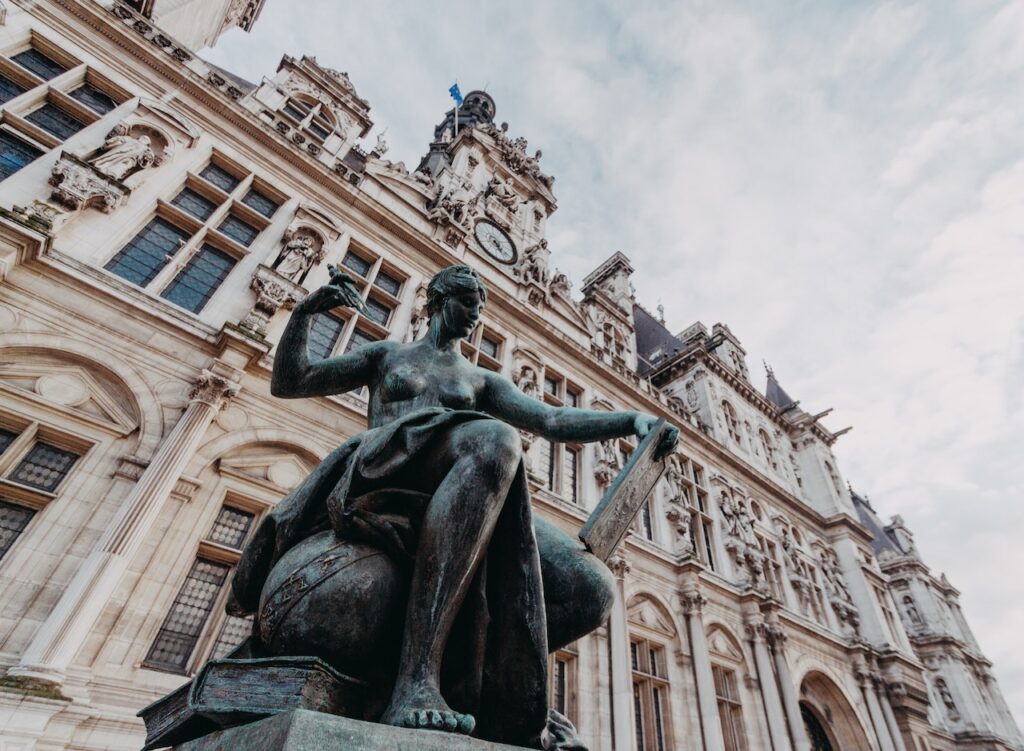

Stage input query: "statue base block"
[{"left": 172, "top": 708, "right": 534, "bottom": 751}]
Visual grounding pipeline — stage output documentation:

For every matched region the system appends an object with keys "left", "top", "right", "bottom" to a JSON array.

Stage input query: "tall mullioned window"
[
  {"left": 307, "top": 244, "right": 408, "bottom": 365},
  {"left": 145, "top": 504, "right": 256, "bottom": 673},
  {"left": 105, "top": 154, "right": 284, "bottom": 314},
  {"left": 714, "top": 664, "right": 748, "bottom": 751},
  {"left": 631, "top": 637, "right": 671, "bottom": 751},
  {"left": 0, "top": 420, "right": 84, "bottom": 563},
  {"left": 533, "top": 370, "right": 583, "bottom": 503},
  {"left": 0, "top": 37, "right": 130, "bottom": 183}
]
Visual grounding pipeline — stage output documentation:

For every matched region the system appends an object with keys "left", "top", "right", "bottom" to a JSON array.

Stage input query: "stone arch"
[
  {"left": 625, "top": 590, "right": 680, "bottom": 640},
  {"left": 704, "top": 621, "right": 751, "bottom": 668},
  {"left": 0, "top": 334, "right": 163, "bottom": 453},
  {"left": 798, "top": 669, "right": 874, "bottom": 750},
  {"left": 189, "top": 426, "right": 329, "bottom": 478}
]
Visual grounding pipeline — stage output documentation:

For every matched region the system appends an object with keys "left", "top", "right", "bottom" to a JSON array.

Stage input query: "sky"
[{"left": 205, "top": 0, "right": 1024, "bottom": 725}]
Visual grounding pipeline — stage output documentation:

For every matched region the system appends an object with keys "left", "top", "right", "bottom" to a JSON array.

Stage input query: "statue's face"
[{"left": 439, "top": 288, "right": 484, "bottom": 339}]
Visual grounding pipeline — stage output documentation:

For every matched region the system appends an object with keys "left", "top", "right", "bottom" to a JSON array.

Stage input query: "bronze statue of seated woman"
[{"left": 227, "top": 264, "right": 677, "bottom": 748}]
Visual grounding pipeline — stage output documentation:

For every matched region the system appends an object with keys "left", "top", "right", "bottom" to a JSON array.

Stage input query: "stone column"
[
  {"left": 766, "top": 622, "right": 810, "bottom": 751},
  {"left": 681, "top": 588, "right": 725, "bottom": 751},
  {"left": 11, "top": 366, "right": 239, "bottom": 682},
  {"left": 607, "top": 555, "right": 635, "bottom": 751},
  {"left": 747, "top": 617, "right": 790, "bottom": 751},
  {"left": 857, "top": 665, "right": 896, "bottom": 751},
  {"left": 877, "top": 681, "right": 908, "bottom": 751}
]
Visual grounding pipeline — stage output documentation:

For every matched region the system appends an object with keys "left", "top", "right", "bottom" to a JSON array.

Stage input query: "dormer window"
[{"left": 281, "top": 95, "right": 336, "bottom": 142}]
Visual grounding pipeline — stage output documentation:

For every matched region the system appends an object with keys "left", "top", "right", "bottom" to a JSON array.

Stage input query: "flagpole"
[{"left": 454, "top": 97, "right": 459, "bottom": 139}]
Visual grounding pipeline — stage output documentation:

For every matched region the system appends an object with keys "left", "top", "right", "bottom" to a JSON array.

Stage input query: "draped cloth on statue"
[{"left": 229, "top": 407, "right": 550, "bottom": 745}]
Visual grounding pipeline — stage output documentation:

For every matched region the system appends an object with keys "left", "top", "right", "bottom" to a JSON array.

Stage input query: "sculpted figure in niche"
[
  {"left": 486, "top": 173, "right": 522, "bottom": 212},
  {"left": 89, "top": 127, "right": 157, "bottom": 181},
  {"left": 518, "top": 239, "right": 550, "bottom": 288},
  {"left": 273, "top": 235, "right": 323, "bottom": 283},
  {"left": 228, "top": 264, "right": 676, "bottom": 746}
]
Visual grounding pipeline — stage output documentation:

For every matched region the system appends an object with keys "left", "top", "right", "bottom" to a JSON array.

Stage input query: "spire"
[{"left": 764, "top": 363, "right": 797, "bottom": 411}]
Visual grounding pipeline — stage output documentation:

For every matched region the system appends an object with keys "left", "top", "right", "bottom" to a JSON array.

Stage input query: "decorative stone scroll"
[
  {"left": 49, "top": 153, "right": 130, "bottom": 213},
  {"left": 239, "top": 265, "right": 307, "bottom": 338}
]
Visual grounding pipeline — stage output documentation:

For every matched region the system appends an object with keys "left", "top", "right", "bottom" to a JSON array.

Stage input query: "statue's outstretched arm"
[
  {"left": 482, "top": 372, "right": 679, "bottom": 455},
  {"left": 271, "top": 276, "right": 390, "bottom": 398}
]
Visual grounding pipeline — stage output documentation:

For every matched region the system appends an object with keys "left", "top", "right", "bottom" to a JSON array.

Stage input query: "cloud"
[{"left": 205, "top": 0, "right": 1024, "bottom": 726}]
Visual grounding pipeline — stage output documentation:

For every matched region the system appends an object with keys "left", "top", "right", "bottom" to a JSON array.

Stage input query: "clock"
[{"left": 473, "top": 220, "right": 517, "bottom": 264}]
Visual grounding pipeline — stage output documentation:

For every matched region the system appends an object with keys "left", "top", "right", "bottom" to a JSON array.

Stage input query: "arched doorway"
[
  {"left": 799, "top": 671, "right": 874, "bottom": 750},
  {"left": 801, "top": 702, "right": 835, "bottom": 751}
]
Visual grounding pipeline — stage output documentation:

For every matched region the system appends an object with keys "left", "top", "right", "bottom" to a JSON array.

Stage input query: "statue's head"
[{"left": 426, "top": 265, "right": 487, "bottom": 339}]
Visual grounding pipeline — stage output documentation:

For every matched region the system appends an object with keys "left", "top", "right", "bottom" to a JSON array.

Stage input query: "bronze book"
[{"left": 578, "top": 419, "right": 670, "bottom": 563}]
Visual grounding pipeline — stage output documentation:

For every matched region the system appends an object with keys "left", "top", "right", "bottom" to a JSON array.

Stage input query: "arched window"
[
  {"left": 801, "top": 703, "right": 835, "bottom": 751},
  {"left": 628, "top": 595, "right": 678, "bottom": 751},
  {"left": 824, "top": 461, "right": 842, "bottom": 496},
  {"left": 707, "top": 626, "right": 750, "bottom": 751},
  {"left": 722, "top": 401, "right": 741, "bottom": 443},
  {"left": 281, "top": 95, "right": 337, "bottom": 142}
]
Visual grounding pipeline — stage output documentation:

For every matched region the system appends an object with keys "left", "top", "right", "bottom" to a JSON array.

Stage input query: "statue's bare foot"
[{"left": 380, "top": 684, "right": 475, "bottom": 735}]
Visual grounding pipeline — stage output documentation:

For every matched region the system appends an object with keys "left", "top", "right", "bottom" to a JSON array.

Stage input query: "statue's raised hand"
[
  {"left": 633, "top": 414, "right": 679, "bottom": 460},
  {"left": 299, "top": 265, "right": 367, "bottom": 314}
]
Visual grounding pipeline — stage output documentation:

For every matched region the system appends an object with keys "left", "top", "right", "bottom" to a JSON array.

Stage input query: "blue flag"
[{"left": 449, "top": 83, "right": 463, "bottom": 106}]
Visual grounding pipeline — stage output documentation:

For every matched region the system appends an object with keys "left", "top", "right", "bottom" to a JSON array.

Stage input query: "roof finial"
[
  {"left": 656, "top": 301, "right": 665, "bottom": 324},
  {"left": 764, "top": 360, "right": 775, "bottom": 379}
]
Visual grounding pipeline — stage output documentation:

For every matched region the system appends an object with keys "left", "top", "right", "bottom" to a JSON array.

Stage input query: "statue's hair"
[{"left": 426, "top": 265, "right": 487, "bottom": 316}]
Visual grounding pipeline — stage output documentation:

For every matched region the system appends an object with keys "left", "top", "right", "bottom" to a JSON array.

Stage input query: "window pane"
[
  {"left": 653, "top": 686, "right": 667, "bottom": 751},
  {"left": 0, "top": 75, "right": 27, "bottom": 104},
  {"left": 345, "top": 328, "right": 378, "bottom": 354},
  {"left": 105, "top": 217, "right": 191, "bottom": 286},
  {"left": 218, "top": 214, "right": 259, "bottom": 246},
  {"left": 640, "top": 501, "right": 654, "bottom": 541},
  {"left": 170, "top": 187, "right": 218, "bottom": 221},
  {"left": 145, "top": 559, "right": 229, "bottom": 672},
  {"left": 283, "top": 102, "right": 306, "bottom": 122},
  {"left": 479, "top": 335, "right": 500, "bottom": 359},
  {"left": 25, "top": 103, "right": 85, "bottom": 140},
  {"left": 308, "top": 120, "right": 330, "bottom": 140},
  {"left": 566, "top": 390, "right": 579, "bottom": 408},
  {"left": 0, "top": 428, "right": 17, "bottom": 455},
  {"left": 0, "top": 131, "right": 43, "bottom": 181},
  {"left": 69, "top": 83, "right": 117, "bottom": 114},
  {"left": 0, "top": 500, "right": 35, "bottom": 562},
  {"left": 563, "top": 447, "right": 578, "bottom": 503},
  {"left": 308, "top": 313, "right": 344, "bottom": 360},
  {"left": 363, "top": 297, "right": 391, "bottom": 327},
  {"left": 554, "top": 658, "right": 567, "bottom": 716},
  {"left": 11, "top": 49, "right": 68, "bottom": 80},
  {"left": 199, "top": 162, "right": 240, "bottom": 193},
  {"left": 241, "top": 188, "right": 278, "bottom": 218},
  {"left": 210, "top": 614, "right": 253, "bottom": 659},
  {"left": 544, "top": 376, "right": 559, "bottom": 396},
  {"left": 206, "top": 506, "right": 254, "bottom": 549},
  {"left": 341, "top": 252, "right": 371, "bottom": 277},
  {"left": 633, "top": 683, "right": 645, "bottom": 751},
  {"left": 537, "top": 439, "right": 553, "bottom": 491},
  {"left": 375, "top": 270, "right": 402, "bottom": 296},
  {"left": 161, "top": 244, "right": 236, "bottom": 313},
  {"left": 9, "top": 442, "right": 78, "bottom": 491}
]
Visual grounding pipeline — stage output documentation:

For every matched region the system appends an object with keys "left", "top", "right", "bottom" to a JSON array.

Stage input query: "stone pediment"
[
  {"left": 707, "top": 627, "right": 745, "bottom": 663},
  {"left": 0, "top": 363, "right": 138, "bottom": 435},
  {"left": 219, "top": 450, "right": 314, "bottom": 492},
  {"left": 627, "top": 596, "right": 676, "bottom": 637},
  {"left": 364, "top": 159, "right": 434, "bottom": 205}
]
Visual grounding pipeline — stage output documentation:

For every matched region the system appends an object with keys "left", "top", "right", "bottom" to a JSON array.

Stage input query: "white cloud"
[{"left": 206, "top": 0, "right": 1024, "bottom": 725}]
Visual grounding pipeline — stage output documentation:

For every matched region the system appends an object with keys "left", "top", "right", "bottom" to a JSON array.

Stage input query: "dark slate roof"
[
  {"left": 633, "top": 304, "right": 684, "bottom": 376},
  {"left": 765, "top": 369, "right": 797, "bottom": 411},
  {"left": 203, "top": 59, "right": 257, "bottom": 94},
  {"left": 851, "top": 490, "right": 904, "bottom": 557}
]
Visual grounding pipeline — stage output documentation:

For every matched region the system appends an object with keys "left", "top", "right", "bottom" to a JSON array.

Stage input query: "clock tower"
[{"left": 418, "top": 91, "right": 558, "bottom": 276}]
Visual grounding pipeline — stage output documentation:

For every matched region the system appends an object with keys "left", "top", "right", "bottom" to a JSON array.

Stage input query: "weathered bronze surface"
[{"left": 155, "top": 264, "right": 677, "bottom": 749}]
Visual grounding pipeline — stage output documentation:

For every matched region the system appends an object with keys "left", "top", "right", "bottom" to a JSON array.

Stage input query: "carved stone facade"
[{"left": 0, "top": 4, "right": 1017, "bottom": 751}]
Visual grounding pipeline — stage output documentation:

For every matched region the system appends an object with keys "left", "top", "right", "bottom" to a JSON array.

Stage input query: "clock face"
[{"left": 474, "top": 220, "right": 517, "bottom": 264}]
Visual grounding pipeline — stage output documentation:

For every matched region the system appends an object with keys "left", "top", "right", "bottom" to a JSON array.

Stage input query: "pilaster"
[
  {"left": 745, "top": 612, "right": 789, "bottom": 751},
  {"left": 607, "top": 554, "right": 634, "bottom": 751},
  {"left": 681, "top": 586, "right": 725, "bottom": 751},
  {"left": 764, "top": 618, "right": 810, "bottom": 751},
  {"left": 10, "top": 363, "right": 240, "bottom": 683}
]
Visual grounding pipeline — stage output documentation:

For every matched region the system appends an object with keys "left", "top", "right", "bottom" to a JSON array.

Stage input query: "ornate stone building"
[{"left": 0, "top": 2, "right": 1018, "bottom": 750}]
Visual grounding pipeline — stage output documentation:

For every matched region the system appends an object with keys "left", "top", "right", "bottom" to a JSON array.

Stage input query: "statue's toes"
[
  {"left": 456, "top": 712, "right": 476, "bottom": 735},
  {"left": 442, "top": 712, "right": 459, "bottom": 731},
  {"left": 428, "top": 710, "right": 444, "bottom": 728}
]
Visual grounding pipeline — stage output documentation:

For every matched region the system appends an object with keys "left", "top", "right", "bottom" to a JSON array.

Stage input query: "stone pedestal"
[{"left": 173, "top": 709, "right": 533, "bottom": 751}]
